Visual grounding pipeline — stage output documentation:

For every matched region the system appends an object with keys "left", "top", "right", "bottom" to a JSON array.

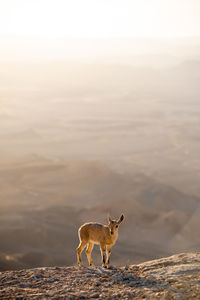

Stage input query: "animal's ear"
[
  {"left": 118, "top": 214, "right": 124, "bottom": 224},
  {"left": 107, "top": 214, "right": 112, "bottom": 223}
]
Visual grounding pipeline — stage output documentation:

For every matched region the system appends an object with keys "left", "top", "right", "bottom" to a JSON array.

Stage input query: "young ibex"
[{"left": 77, "top": 214, "right": 124, "bottom": 268}]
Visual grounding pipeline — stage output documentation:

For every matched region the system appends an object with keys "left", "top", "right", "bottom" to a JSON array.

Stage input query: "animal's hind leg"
[
  {"left": 85, "top": 242, "right": 94, "bottom": 267},
  {"left": 76, "top": 241, "right": 87, "bottom": 267}
]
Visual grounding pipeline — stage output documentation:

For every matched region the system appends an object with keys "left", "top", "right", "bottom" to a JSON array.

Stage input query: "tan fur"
[{"left": 76, "top": 214, "right": 124, "bottom": 268}]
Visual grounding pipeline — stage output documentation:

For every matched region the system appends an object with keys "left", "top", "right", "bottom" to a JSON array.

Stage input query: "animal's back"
[{"left": 79, "top": 222, "right": 107, "bottom": 244}]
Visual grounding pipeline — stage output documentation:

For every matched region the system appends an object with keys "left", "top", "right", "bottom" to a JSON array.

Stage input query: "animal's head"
[{"left": 107, "top": 214, "right": 124, "bottom": 235}]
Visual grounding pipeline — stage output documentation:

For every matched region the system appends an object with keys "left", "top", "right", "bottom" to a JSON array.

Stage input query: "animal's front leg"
[
  {"left": 106, "top": 245, "right": 112, "bottom": 268},
  {"left": 100, "top": 243, "right": 106, "bottom": 267}
]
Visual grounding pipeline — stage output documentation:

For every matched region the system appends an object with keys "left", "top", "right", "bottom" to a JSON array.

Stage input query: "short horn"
[{"left": 107, "top": 213, "right": 112, "bottom": 223}]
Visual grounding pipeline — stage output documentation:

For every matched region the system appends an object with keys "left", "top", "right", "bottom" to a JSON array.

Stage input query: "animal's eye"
[{"left": 116, "top": 225, "right": 118, "bottom": 228}]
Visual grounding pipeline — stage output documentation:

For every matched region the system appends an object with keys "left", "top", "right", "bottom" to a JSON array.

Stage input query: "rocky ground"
[{"left": 0, "top": 253, "right": 199, "bottom": 299}]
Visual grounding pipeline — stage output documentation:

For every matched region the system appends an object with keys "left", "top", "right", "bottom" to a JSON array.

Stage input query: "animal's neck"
[{"left": 109, "top": 230, "right": 118, "bottom": 243}]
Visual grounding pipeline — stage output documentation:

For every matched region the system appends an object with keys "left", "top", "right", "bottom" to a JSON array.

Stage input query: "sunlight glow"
[{"left": 0, "top": 0, "right": 200, "bottom": 38}]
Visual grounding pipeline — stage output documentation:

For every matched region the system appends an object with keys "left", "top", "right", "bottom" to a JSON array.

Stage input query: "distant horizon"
[
  {"left": 1, "top": 34, "right": 200, "bottom": 40},
  {"left": 1, "top": 34, "right": 200, "bottom": 62}
]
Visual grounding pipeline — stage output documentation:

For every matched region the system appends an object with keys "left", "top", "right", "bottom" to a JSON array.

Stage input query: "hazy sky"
[{"left": 0, "top": 0, "right": 200, "bottom": 38}]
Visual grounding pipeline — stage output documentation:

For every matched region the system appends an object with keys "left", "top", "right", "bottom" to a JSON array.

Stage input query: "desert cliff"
[{"left": 0, "top": 252, "right": 199, "bottom": 299}]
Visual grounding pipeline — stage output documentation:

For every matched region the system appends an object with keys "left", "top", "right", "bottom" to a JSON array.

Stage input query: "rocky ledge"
[{"left": 0, "top": 253, "right": 200, "bottom": 299}]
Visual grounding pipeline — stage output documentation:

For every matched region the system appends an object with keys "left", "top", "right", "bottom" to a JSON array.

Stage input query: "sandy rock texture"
[{"left": 0, "top": 253, "right": 199, "bottom": 299}]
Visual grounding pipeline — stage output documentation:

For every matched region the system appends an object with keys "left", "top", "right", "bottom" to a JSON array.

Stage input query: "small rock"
[
  {"left": 128, "top": 281, "right": 135, "bottom": 287},
  {"left": 66, "top": 296, "right": 75, "bottom": 300},
  {"left": 47, "top": 291, "right": 57, "bottom": 297},
  {"left": 79, "top": 295, "right": 87, "bottom": 299},
  {"left": 111, "top": 275, "right": 119, "bottom": 283},
  {"left": 113, "top": 293, "right": 121, "bottom": 299},
  {"left": 111, "top": 274, "right": 123, "bottom": 282},
  {"left": 123, "top": 273, "right": 133, "bottom": 280},
  {"left": 94, "top": 281, "right": 101, "bottom": 286},
  {"left": 90, "top": 293, "right": 99, "bottom": 298}
]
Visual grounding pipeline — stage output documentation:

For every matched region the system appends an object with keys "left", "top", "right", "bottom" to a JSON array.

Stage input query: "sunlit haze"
[
  {"left": 0, "top": 0, "right": 200, "bottom": 274},
  {"left": 0, "top": 0, "right": 200, "bottom": 38}
]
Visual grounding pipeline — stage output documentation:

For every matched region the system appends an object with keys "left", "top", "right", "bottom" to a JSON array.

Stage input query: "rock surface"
[{"left": 0, "top": 253, "right": 199, "bottom": 299}]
